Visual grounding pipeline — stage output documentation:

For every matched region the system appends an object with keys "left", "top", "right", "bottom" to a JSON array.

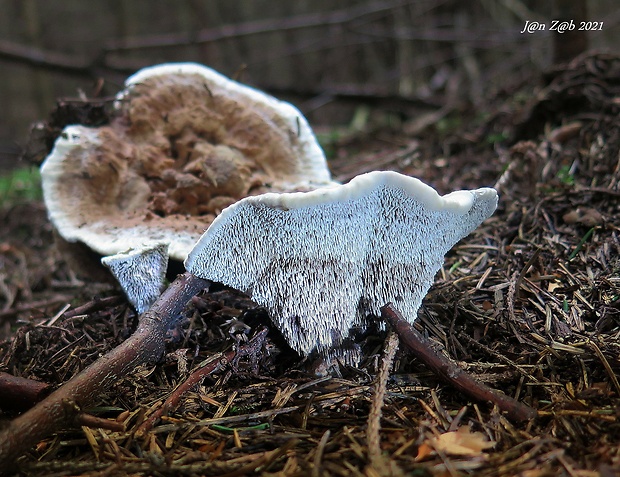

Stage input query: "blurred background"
[{"left": 0, "top": 0, "right": 617, "bottom": 170}]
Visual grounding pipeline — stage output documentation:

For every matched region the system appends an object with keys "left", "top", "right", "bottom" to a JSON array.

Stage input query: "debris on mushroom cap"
[
  {"left": 101, "top": 243, "right": 169, "bottom": 314},
  {"left": 40, "top": 62, "right": 334, "bottom": 263},
  {"left": 185, "top": 171, "right": 498, "bottom": 357}
]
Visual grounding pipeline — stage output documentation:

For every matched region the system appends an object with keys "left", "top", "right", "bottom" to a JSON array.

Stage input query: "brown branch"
[
  {"left": 103, "top": 0, "right": 410, "bottom": 52},
  {"left": 0, "top": 297, "right": 73, "bottom": 320},
  {"left": 0, "top": 39, "right": 91, "bottom": 75},
  {"left": 76, "top": 412, "right": 125, "bottom": 433},
  {"left": 0, "top": 372, "right": 51, "bottom": 411},
  {"left": 0, "top": 1, "right": 408, "bottom": 82},
  {"left": 136, "top": 326, "right": 269, "bottom": 436},
  {"left": 135, "top": 350, "right": 235, "bottom": 437},
  {"left": 0, "top": 39, "right": 137, "bottom": 80},
  {"left": 367, "top": 331, "right": 400, "bottom": 470},
  {"left": 63, "top": 295, "right": 125, "bottom": 318},
  {"left": 380, "top": 303, "right": 537, "bottom": 422},
  {"left": 0, "top": 272, "right": 209, "bottom": 473}
]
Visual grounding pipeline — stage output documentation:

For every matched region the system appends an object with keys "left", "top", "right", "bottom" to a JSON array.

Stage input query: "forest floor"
[{"left": 1, "top": 52, "right": 620, "bottom": 476}]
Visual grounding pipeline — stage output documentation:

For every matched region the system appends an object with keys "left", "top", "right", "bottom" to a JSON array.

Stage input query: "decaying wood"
[
  {"left": 0, "top": 272, "right": 209, "bottom": 472},
  {"left": 381, "top": 303, "right": 537, "bottom": 422},
  {"left": 76, "top": 412, "right": 125, "bottom": 432},
  {"left": 62, "top": 295, "right": 126, "bottom": 318}
]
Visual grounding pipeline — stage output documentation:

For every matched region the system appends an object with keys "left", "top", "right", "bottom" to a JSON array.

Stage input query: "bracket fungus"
[
  {"left": 185, "top": 170, "right": 498, "bottom": 357},
  {"left": 40, "top": 63, "right": 334, "bottom": 307}
]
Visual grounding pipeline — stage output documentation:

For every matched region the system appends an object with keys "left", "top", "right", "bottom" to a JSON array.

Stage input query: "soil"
[{"left": 1, "top": 52, "right": 620, "bottom": 476}]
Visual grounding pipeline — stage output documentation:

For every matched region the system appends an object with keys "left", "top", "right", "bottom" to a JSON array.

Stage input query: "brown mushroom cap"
[{"left": 41, "top": 63, "right": 334, "bottom": 261}]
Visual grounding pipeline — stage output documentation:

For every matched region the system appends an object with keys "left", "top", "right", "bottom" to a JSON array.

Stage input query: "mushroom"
[
  {"left": 101, "top": 243, "right": 169, "bottom": 314},
  {"left": 40, "top": 63, "right": 335, "bottom": 307},
  {"left": 0, "top": 172, "right": 506, "bottom": 466},
  {"left": 185, "top": 171, "right": 498, "bottom": 357}
]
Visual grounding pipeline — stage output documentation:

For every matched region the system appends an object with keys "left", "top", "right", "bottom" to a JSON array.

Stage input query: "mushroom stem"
[
  {"left": 380, "top": 303, "right": 537, "bottom": 422},
  {"left": 0, "top": 272, "right": 209, "bottom": 472}
]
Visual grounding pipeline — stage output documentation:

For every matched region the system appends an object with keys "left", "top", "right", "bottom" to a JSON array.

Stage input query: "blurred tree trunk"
[
  {"left": 22, "top": 0, "right": 54, "bottom": 116},
  {"left": 552, "top": 0, "right": 588, "bottom": 64}
]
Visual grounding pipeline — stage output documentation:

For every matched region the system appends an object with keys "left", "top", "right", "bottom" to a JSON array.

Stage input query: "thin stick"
[
  {"left": 589, "top": 341, "right": 620, "bottom": 396},
  {"left": 311, "top": 430, "right": 331, "bottom": 477},
  {"left": 77, "top": 413, "right": 125, "bottom": 433},
  {"left": 0, "top": 297, "right": 73, "bottom": 320},
  {"left": 0, "top": 372, "right": 51, "bottom": 411},
  {"left": 0, "top": 272, "right": 209, "bottom": 472},
  {"left": 367, "top": 331, "right": 399, "bottom": 465},
  {"left": 135, "top": 350, "right": 234, "bottom": 437},
  {"left": 63, "top": 295, "right": 125, "bottom": 318},
  {"left": 380, "top": 303, "right": 537, "bottom": 422},
  {"left": 136, "top": 327, "right": 269, "bottom": 436}
]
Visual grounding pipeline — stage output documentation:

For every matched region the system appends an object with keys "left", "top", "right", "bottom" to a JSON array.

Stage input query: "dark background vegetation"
[{"left": 0, "top": 0, "right": 616, "bottom": 169}]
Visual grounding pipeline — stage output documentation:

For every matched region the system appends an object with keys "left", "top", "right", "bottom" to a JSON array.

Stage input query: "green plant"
[
  {"left": 486, "top": 131, "right": 508, "bottom": 144},
  {"left": 315, "top": 128, "right": 343, "bottom": 160},
  {"left": 557, "top": 165, "right": 575, "bottom": 186},
  {"left": 435, "top": 115, "right": 462, "bottom": 136},
  {"left": 0, "top": 167, "right": 42, "bottom": 205}
]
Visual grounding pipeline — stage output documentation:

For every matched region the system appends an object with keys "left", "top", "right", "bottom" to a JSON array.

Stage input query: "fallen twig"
[
  {"left": 381, "top": 303, "right": 537, "bottom": 422},
  {"left": 77, "top": 412, "right": 125, "bottom": 433},
  {"left": 135, "top": 350, "right": 234, "bottom": 437},
  {"left": 367, "top": 331, "right": 399, "bottom": 464},
  {"left": 311, "top": 430, "right": 331, "bottom": 477},
  {"left": 366, "top": 331, "right": 405, "bottom": 476},
  {"left": 0, "top": 272, "right": 209, "bottom": 473},
  {"left": 136, "top": 327, "right": 269, "bottom": 436},
  {"left": 0, "top": 297, "right": 74, "bottom": 320},
  {"left": 63, "top": 295, "right": 125, "bottom": 318},
  {"left": 0, "top": 372, "right": 51, "bottom": 411},
  {"left": 589, "top": 341, "right": 620, "bottom": 396}
]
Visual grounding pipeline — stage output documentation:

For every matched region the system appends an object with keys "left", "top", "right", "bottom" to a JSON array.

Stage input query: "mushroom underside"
[{"left": 185, "top": 171, "right": 498, "bottom": 357}]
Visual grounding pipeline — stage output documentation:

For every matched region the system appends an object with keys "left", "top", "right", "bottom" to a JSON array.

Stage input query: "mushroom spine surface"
[
  {"left": 185, "top": 171, "right": 499, "bottom": 356},
  {"left": 101, "top": 243, "right": 169, "bottom": 314}
]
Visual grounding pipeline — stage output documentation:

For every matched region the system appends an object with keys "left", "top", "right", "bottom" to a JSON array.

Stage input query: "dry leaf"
[
  {"left": 547, "top": 121, "right": 582, "bottom": 144},
  {"left": 417, "top": 427, "right": 495, "bottom": 460},
  {"left": 415, "top": 442, "right": 435, "bottom": 461},
  {"left": 562, "top": 207, "right": 603, "bottom": 227}
]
